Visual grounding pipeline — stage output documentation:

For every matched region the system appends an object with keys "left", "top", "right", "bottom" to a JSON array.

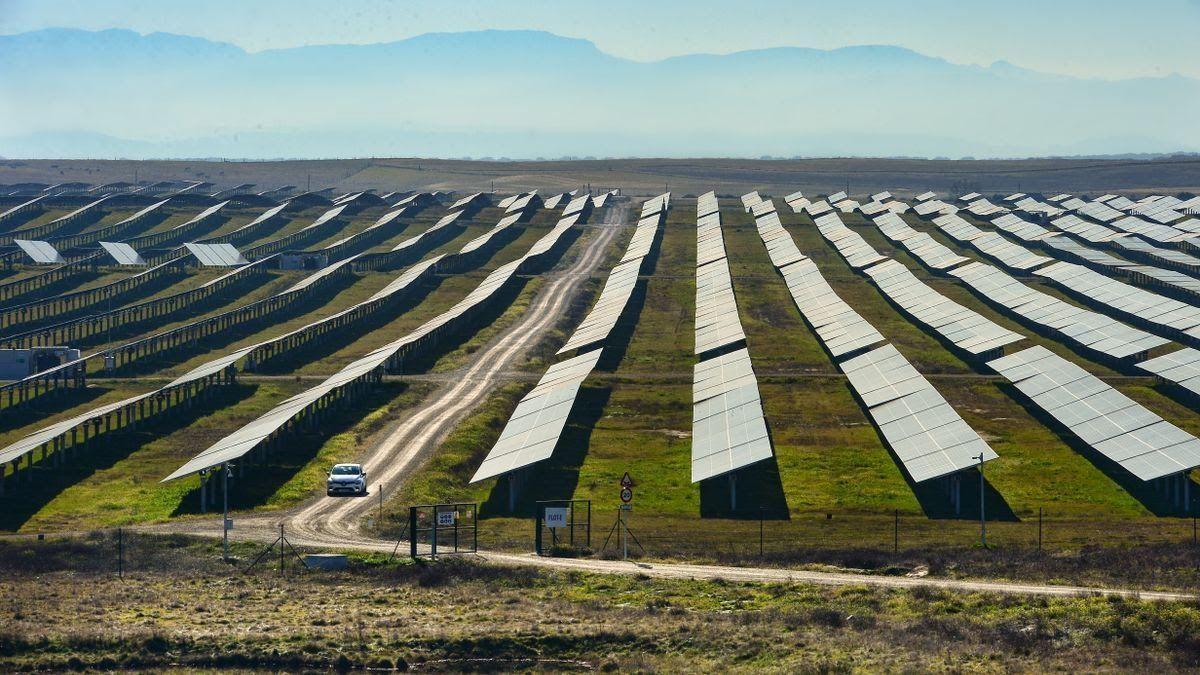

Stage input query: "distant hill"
[{"left": 0, "top": 28, "right": 1196, "bottom": 159}]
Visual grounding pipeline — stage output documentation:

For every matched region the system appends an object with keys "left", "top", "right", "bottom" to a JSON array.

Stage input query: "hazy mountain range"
[{"left": 0, "top": 28, "right": 1196, "bottom": 159}]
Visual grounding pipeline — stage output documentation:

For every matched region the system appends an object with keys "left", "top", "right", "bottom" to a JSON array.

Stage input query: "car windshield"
[{"left": 331, "top": 466, "right": 360, "bottom": 475}]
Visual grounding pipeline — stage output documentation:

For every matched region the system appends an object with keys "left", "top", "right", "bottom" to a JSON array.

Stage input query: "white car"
[{"left": 326, "top": 463, "right": 368, "bottom": 496}]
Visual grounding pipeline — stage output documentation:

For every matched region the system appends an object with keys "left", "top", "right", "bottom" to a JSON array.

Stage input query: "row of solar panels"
[
  {"left": 771, "top": 196, "right": 996, "bottom": 482},
  {"left": 692, "top": 192, "right": 772, "bottom": 483},
  {"left": 799, "top": 194, "right": 1200, "bottom": 484},
  {"left": 167, "top": 197, "right": 581, "bottom": 481},
  {"left": 471, "top": 194, "right": 670, "bottom": 484}
]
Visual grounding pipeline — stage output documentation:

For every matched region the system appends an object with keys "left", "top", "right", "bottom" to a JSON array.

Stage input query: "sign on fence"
[
  {"left": 436, "top": 511, "right": 457, "bottom": 527},
  {"left": 544, "top": 507, "right": 569, "bottom": 529}
]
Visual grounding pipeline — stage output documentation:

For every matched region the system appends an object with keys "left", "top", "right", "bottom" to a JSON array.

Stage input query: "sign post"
[{"left": 620, "top": 472, "right": 634, "bottom": 560}]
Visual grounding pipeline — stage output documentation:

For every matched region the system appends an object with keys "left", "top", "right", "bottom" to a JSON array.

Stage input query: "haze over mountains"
[{"left": 0, "top": 28, "right": 1196, "bottom": 159}]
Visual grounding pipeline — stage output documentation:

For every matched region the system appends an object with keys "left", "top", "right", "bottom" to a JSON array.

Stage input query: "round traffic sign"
[{"left": 620, "top": 487, "right": 633, "bottom": 503}]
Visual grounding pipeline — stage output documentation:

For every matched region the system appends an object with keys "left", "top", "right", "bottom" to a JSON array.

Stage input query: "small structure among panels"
[
  {"left": 98, "top": 241, "right": 147, "bottom": 266},
  {"left": 185, "top": 242, "right": 250, "bottom": 267},
  {"left": 990, "top": 346, "right": 1200, "bottom": 493},
  {"left": 14, "top": 239, "right": 64, "bottom": 264},
  {"left": 841, "top": 344, "right": 998, "bottom": 491}
]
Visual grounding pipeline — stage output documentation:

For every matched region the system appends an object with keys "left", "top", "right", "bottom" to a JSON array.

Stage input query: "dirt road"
[{"left": 225, "top": 201, "right": 627, "bottom": 546}]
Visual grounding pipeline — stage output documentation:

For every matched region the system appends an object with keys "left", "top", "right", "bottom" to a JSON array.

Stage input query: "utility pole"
[{"left": 974, "top": 453, "right": 986, "bottom": 548}]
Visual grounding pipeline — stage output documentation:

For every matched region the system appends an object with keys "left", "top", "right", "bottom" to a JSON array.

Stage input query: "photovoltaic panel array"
[
  {"left": 470, "top": 348, "right": 604, "bottom": 482},
  {"left": 695, "top": 195, "right": 745, "bottom": 355},
  {"left": 754, "top": 209, "right": 883, "bottom": 357},
  {"left": 185, "top": 242, "right": 249, "bottom": 267},
  {"left": 1034, "top": 261, "right": 1200, "bottom": 341},
  {"left": 1050, "top": 215, "right": 1126, "bottom": 243},
  {"left": 863, "top": 259, "right": 1024, "bottom": 355},
  {"left": 815, "top": 212, "right": 886, "bottom": 269},
  {"left": 967, "top": 232, "right": 1052, "bottom": 271},
  {"left": 169, "top": 211, "right": 583, "bottom": 481},
  {"left": 805, "top": 200, "right": 834, "bottom": 217},
  {"left": 872, "top": 213, "right": 969, "bottom": 270},
  {"left": 780, "top": 259, "right": 886, "bottom": 357},
  {"left": 692, "top": 347, "right": 773, "bottom": 482},
  {"left": 559, "top": 209, "right": 661, "bottom": 354},
  {"left": 470, "top": 197, "right": 650, "bottom": 483},
  {"left": 989, "top": 345, "right": 1200, "bottom": 481},
  {"left": 1139, "top": 348, "right": 1200, "bottom": 399},
  {"left": 949, "top": 262, "right": 1169, "bottom": 360},
  {"left": 930, "top": 213, "right": 984, "bottom": 242},
  {"left": 991, "top": 214, "right": 1053, "bottom": 242},
  {"left": 964, "top": 199, "right": 1009, "bottom": 217},
  {"left": 1039, "top": 236, "right": 1135, "bottom": 272},
  {"left": 755, "top": 212, "right": 806, "bottom": 269},
  {"left": 841, "top": 344, "right": 998, "bottom": 482},
  {"left": 1114, "top": 238, "right": 1200, "bottom": 275},
  {"left": 98, "top": 241, "right": 146, "bottom": 266},
  {"left": 14, "top": 239, "right": 64, "bottom": 264},
  {"left": 913, "top": 199, "right": 958, "bottom": 217}
]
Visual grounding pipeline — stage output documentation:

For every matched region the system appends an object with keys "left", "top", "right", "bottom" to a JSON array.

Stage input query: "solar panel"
[
  {"left": 695, "top": 256, "right": 746, "bottom": 355},
  {"left": 1034, "top": 261, "right": 1200, "bottom": 339},
  {"left": 620, "top": 217, "right": 662, "bottom": 264},
  {"left": 471, "top": 348, "right": 604, "bottom": 482},
  {"left": 1050, "top": 214, "right": 1126, "bottom": 243},
  {"left": 755, "top": 212, "right": 806, "bottom": 269},
  {"left": 99, "top": 241, "right": 146, "bottom": 266},
  {"left": 827, "top": 191, "right": 848, "bottom": 203},
  {"left": 949, "top": 261, "right": 1169, "bottom": 360},
  {"left": 740, "top": 191, "right": 763, "bottom": 211},
  {"left": 14, "top": 239, "right": 64, "bottom": 264},
  {"left": 805, "top": 200, "right": 834, "bottom": 217},
  {"left": 768, "top": 250, "right": 885, "bottom": 357},
  {"left": 692, "top": 347, "right": 773, "bottom": 482},
  {"left": 165, "top": 212, "right": 583, "bottom": 482},
  {"left": 991, "top": 214, "right": 1053, "bottom": 242},
  {"left": 915, "top": 192, "right": 937, "bottom": 202},
  {"left": 872, "top": 213, "right": 970, "bottom": 270},
  {"left": 563, "top": 195, "right": 591, "bottom": 216},
  {"left": 841, "top": 344, "right": 998, "bottom": 482},
  {"left": 814, "top": 213, "right": 886, "bottom": 269},
  {"left": 930, "top": 213, "right": 984, "bottom": 242},
  {"left": 914, "top": 200, "right": 958, "bottom": 217},
  {"left": 990, "top": 345, "right": 1200, "bottom": 481},
  {"left": 559, "top": 255, "right": 646, "bottom": 354},
  {"left": 1139, "top": 348, "right": 1200, "bottom": 398},
  {"left": 864, "top": 259, "right": 1025, "bottom": 354},
  {"left": 185, "top": 242, "right": 249, "bottom": 267}
]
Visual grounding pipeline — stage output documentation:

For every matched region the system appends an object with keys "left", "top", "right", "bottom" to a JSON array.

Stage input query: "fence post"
[
  {"left": 1038, "top": 507, "right": 1043, "bottom": 552},
  {"left": 893, "top": 510, "right": 898, "bottom": 554},
  {"left": 408, "top": 506, "right": 417, "bottom": 559},
  {"left": 759, "top": 507, "right": 764, "bottom": 557},
  {"left": 117, "top": 527, "right": 123, "bottom": 579}
]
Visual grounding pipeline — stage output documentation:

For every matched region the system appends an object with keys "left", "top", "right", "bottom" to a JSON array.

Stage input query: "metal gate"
[
  {"left": 408, "top": 503, "right": 478, "bottom": 558},
  {"left": 535, "top": 499, "right": 591, "bottom": 555}
]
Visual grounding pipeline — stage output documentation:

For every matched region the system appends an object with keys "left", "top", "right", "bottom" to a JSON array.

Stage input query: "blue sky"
[{"left": 2, "top": 0, "right": 1198, "bottom": 79}]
